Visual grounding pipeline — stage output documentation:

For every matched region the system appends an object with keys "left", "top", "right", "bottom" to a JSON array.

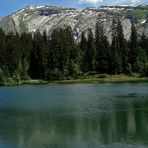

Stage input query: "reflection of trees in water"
[{"left": 0, "top": 101, "right": 148, "bottom": 147}]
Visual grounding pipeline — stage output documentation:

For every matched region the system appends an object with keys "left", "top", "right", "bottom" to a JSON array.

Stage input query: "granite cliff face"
[{"left": 0, "top": 5, "right": 148, "bottom": 41}]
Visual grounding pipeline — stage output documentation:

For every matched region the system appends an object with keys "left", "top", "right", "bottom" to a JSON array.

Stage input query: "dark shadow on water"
[
  {"left": 0, "top": 100, "right": 148, "bottom": 148},
  {"left": 0, "top": 83, "right": 148, "bottom": 148}
]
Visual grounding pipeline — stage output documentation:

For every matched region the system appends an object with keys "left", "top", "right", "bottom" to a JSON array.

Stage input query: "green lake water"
[{"left": 0, "top": 82, "right": 148, "bottom": 148}]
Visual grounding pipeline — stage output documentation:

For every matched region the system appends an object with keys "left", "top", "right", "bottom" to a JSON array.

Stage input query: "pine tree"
[
  {"left": 87, "top": 28, "right": 96, "bottom": 71},
  {"left": 110, "top": 18, "right": 122, "bottom": 74},
  {"left": 139, "top": 34, "right": 148, "bottom": 75},
  {"left": 64, "top": 26, "right": 81, "bottom": 76},
  {"left": 20, "top": 32, "right": 33, "bottom": 80},
  {"left": 61, "top": 26, "right": 78, "bottom": 73},
  {"left": 139, "top": 33, "right": 148, "bottom": 59},
  {"left": 0, "top": 28, "right": 6, "bottom": 68},
  {"left": 129, "top": 22, "right": 138, "bottom": 72},
  {"left": 95, "top": 19, "right": 110, "bottom": 73},
  {"left": 80, "top": 31, "right": 87, "bottom": 53},
  {"left": 41, "top": 31, "right": 49, "bottom": 77},
  {"left": 79, "top": 31, "right": 88, "bottom": 72},
  {"left": 116, "top": 19, "right": 129, "bottom": 73},
  {"left": 5, "top": 32, "right": 21, "bottom": 75},
  {"left": 80, "top": 28, "right": 95, "bottom": 73},
  {"left": 48, "top": 27, "right": 80, "bottom": 78},
  {"left": 48, "top": 28, "right": 60, "bottom": 71},
  {"left": 29, "top": 30, "right": 48, "bottom": 79}
]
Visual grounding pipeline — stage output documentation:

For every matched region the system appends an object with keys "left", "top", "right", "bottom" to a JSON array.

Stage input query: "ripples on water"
[{"left": 0, "top": 82, "right": 148, "bottom": 148}]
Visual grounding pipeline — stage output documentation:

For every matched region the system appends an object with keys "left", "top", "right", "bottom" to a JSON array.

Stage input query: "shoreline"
[
  {"left": 51, "top": 75, "right": 148, "bottom": 84},
  {"left": 1, "top": 74, "right": 148, "bottom": 86}
]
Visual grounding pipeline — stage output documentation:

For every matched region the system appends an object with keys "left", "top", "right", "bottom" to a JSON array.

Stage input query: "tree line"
[{"left": 0, "top": 18, "right": 148, "bottom": 85}]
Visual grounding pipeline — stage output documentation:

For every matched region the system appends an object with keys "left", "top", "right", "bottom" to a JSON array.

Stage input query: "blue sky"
[{"left": 0, "top": 0, "right": 147, "bottom": 16}]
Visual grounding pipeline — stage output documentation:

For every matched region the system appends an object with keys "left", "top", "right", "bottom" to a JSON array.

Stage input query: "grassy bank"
[
  {"left": 0, "top": 79, "right": 48, "bottom": 86},
  {"left": 1, "top": 74, "right": 148, "bottom": 86},
  {"left": 51, "top": 74, "right": 148, "bottom": 84}
]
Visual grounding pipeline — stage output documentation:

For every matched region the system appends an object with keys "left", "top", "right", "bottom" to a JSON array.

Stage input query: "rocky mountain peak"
[{"left": 0, "top": 5, "right": 148, "bottom": 41}]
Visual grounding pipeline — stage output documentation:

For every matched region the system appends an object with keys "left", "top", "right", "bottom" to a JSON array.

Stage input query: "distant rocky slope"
[{"left": 0, "top": 5, "right": 148, "bottom": 41}]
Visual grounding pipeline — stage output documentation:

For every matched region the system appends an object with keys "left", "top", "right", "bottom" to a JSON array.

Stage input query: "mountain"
[{"left": 0, "top": 5, "right": 148, "bottom": 41}]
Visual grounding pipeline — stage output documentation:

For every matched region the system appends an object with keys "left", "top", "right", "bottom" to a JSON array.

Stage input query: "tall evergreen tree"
[
  {"left": 79, "top": 31, "right": 88, "bottom": 72},
  {"left": 87, "top": 28, "right": 96, "bottom": 71},
  {"left": 80, "top": 28, "right": 95, "bottom": 72},
  {"left": 0, "top": 28, "right": 6, "bottom": 67},
  {"left": 48, "top": 26, "right": 80, "bottom": 78},
  {"left": 116, "top": 19, "right": 129, "bottom": 73},
  {"left": 5, "top": 32, "right": 21, "bottom": 75},
  {"left": 80, "top": 31, "right": 87, "bottom": 53},
  {"left": 95, "top": 19, "right": 110, "bottom": 73},
  {"left": 129, "top": 22, "right": 138, "bottom": 72},
  {"left": 129, "top": 23, "right": 147, "bottom": 73},
  {"left": 110, "top": 18, "right": 122, "bottom": 74},
  {"left": 139, "top": 33, "right": 148, "bottom": 59},
  {"left": 61, "top": 26, "right": 79, "bottom": 72},
  {"left": 20, "top": 32, "right": 33, "bottom": 80},
  {"left": 29, "top": 30, "right": 48, "bottom": 79}
]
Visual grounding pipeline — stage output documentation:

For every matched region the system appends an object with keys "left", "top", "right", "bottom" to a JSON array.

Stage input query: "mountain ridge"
[{"left": 0, "top": 5, "right": 148, "bottom": 41}]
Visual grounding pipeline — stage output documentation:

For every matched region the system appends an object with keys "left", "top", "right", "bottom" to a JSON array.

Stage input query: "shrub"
[
  {"left": 97, "top": 74, "right": 109, "bottom": 78},
  {"left": 0, "top": 68, "right": 5, "bottom": 85},
  {"left": 12, "top": 70, "right": 21, "bottom": 84},
  {"left": 46, "top": 68, "right": 63, "bottom": 80}
]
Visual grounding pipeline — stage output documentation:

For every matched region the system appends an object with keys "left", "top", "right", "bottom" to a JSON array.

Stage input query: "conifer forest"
[{"left": 0, "top": 19, "right": 148, "bottom": 85}]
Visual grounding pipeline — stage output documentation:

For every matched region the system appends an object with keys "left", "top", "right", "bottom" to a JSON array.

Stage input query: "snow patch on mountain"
[{"left": 0, "top": 5, "right": 147, "bottom": 40}]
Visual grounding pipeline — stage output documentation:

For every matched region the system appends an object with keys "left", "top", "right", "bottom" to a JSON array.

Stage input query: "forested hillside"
[{"left": 0, "top": 18, "right": 148, "bottom": 85}]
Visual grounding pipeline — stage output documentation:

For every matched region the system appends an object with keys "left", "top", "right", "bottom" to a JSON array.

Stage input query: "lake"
[{"left": 0, "top": 82, "right": 148, "bottom": 148}]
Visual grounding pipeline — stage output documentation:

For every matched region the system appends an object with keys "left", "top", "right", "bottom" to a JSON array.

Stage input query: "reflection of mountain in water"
[{"left": 0, "top": 100, "right": 148, "bottom": 148}]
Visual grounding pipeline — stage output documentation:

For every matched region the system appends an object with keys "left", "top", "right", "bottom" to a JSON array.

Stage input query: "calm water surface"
[{"left": 0, "top": 82, "right": 148, "bottom": 148}]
